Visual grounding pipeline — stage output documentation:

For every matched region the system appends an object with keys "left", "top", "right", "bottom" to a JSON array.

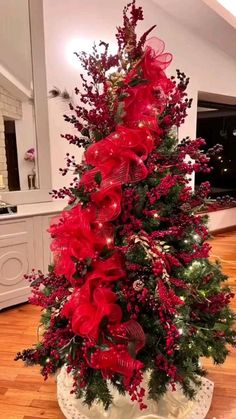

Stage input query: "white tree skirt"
[{"left": 57, "top": 366, "right": 214, "bottom": 419}]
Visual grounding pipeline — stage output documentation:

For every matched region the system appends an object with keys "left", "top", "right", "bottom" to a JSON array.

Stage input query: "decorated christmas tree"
[{"left": 17, "top": 1, "right": 236, "bottom": 412}]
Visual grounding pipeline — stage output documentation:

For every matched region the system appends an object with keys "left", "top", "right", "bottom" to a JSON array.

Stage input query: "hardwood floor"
[{"left": 0, "top": 231, "right": 236, "bottom": 419}]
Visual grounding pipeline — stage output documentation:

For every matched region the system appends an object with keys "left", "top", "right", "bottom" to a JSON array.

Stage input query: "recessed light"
[{"left": 217, "top": 0, "right": 236, "bottom": 17}]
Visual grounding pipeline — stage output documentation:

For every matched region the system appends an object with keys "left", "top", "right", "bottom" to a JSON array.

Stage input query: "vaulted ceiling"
[{"left": 152, "top": 0, "right": 236, "bottom": 60}]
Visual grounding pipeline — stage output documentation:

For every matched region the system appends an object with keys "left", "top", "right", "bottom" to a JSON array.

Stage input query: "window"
[{"left": 196, "top": 95, "right": 236, "bottom": 198}]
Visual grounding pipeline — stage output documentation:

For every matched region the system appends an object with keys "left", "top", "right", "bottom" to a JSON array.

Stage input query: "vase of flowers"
[{"left": 24, "top": 147, "right": 36, "bottom": 189}]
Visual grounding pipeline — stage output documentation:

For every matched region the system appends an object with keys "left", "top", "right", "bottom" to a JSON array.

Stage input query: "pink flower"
[{"left": 24, "top": 148, "right": 35, "bottom": 162}]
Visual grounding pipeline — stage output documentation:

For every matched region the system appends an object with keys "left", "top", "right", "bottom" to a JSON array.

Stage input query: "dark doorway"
[
  {"left": 4, "top": 119, "right": 20, "bottom": 191},
  {"left": 196, "top": 100, "right": 236, "bottom": 198}
]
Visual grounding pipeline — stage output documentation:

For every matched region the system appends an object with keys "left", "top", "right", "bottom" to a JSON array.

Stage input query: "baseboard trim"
[{"left": 211, "top": 225, "right": 236, "bottom": 235}]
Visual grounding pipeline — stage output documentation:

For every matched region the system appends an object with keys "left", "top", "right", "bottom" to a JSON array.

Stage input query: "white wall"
[
  {"left": 0, "top": 0, "right": 32, "bottom": 90},
  {"left": 207, "top": 207, "right": 236, "bottom": 232},
  {"left": 42, "top": 0, "right": 236, "bottom": 191}
]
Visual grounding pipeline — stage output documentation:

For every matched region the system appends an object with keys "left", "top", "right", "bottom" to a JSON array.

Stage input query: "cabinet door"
[
  {"left": 42, "top": 213, "right": 61, "bottom": 273},
  {"left": 0, "top": 218, "right": 35, "bottom": 310}
]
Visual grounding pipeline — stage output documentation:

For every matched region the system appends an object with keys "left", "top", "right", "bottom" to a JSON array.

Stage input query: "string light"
[{"left": 191, "top": 261, "right": 202, "bottom": 269}]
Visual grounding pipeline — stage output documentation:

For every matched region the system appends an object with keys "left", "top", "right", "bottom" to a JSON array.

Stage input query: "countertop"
[{"left": 0, "top": 200, "right": 66, "bottom": 221}]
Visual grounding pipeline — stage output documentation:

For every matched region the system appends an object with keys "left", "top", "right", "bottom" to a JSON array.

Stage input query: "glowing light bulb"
[
  {"left": 107, "top": 238, "right": 112, "bottom": 244},
  {"left": 153, "top": 212, "right": 158, "bottom": 218},
  {"left": 98, "top": 222, "right": 103, "bottom": 228},
  {"left": 178, "top": 328, "right": 183, "bottom": 335},
  {"left": 66, "top": 38, "right": 93, "bottom": 68},
  {"left": 192, "top": 261, "right": 201, "bottom": 269}
]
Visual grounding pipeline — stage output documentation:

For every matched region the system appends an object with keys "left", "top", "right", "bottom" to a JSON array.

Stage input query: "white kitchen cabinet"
[{"left": 0, "top": 201, "right": 65, "bottom": 310}]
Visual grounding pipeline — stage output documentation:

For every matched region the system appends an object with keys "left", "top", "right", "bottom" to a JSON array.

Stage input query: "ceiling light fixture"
[{"left": 217, "top": 0, "right": 236, "bottom": 16}]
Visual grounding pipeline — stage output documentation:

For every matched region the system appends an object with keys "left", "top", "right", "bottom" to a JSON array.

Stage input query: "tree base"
[{"left": 57, "top": 366, "right": 214, "bottom": 419}]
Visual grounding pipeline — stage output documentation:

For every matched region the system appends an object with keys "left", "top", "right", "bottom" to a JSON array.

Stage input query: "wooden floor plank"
[{"left": 0, "top": 230, "right": 236, "bottom": 418}]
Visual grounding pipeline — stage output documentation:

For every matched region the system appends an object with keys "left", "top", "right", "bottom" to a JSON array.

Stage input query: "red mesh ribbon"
[
  {"left": 123, "top": 84, "right": 165, "bottom": 132},
  {"left": 49, "top": 204, "right": 114, "bottom": 283},
  {"left": 87, "top": 252, "right": 126, "bottom": 284},
  {"left": 61, "top": 253, "right": 125, "bottom": 341},
  {"left": 90, "top": 347, "right": 144, "bottom": 377},
  {"left": 84, "top": 125, "right": 154, "bottom": 186},
  {"left": 111, "top": 319, "right": 146, "bottom": 353},
  {"left": 71, "top": 287, "right": 122, "bottom": 342},
  {"left": 124, "top": 37, "right": 173, "bottom": 131},
  {"left": 144, "top": 37, "right": 173, "bottom": 75},
  {"left": 62, "top": 286, "right": 122, "bottom": 342},
  {"left": 91, "top": 184, "right": 122, "bottom": 222}
]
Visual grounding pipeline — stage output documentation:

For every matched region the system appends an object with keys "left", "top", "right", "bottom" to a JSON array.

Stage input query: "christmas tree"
[{"left": 16, "top": 1, "right": 236, "bottom": 411}]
